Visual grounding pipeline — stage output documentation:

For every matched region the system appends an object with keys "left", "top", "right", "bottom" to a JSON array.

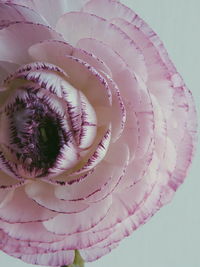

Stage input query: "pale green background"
[{"left": 0, "top": 0, "right": 199, "bottom": 266}]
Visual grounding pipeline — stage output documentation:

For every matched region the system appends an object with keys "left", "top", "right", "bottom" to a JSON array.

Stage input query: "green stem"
[{"left": 61, "top": 250, "right": 85, "bottom": 267}]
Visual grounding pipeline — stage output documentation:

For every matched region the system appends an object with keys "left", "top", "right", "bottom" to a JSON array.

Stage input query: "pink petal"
[
  {"left": 100, "top": 73, "right": 126, "bottom": 142},
  {"left": 0, "top": 21, "right": 62, "bottom": 64},
  {"left": 110, "top": 18, "right": 174, "bottom": 117},
  {"left": 0, "top": 190, "right": 14, "bottom": 209},
  {"left": 29, "top": 40, "right": 111, "bottom": 76},
  {"left": 92, "top": 153, "right": 160, "bottom": 233},
  {"left": 166, "top": 90, "right": 197, "bottom": 192},
  {"left": 55, "top": 142, "right": 129, "bottom": 203},
  {"left": 0, "top": 61, "right": 19, "bottom": 84},
  {"left": 77, "top": 38, "right": 154, "bottom": 159},
  {"left": 0, "top": 230, "right": 46, "bottom": 255},
  {"left": 14, "top": 250, "right": 75, "bottom": 266},
  {"left": 28, "top": 52, "right": 112, "bottom": 119},
  {"left": 6, "top": 0, "right": 89, "bottom": 27},
  {"left": 25, "top": 181, "right": 89, "bottom": 213},
  {"left": 94, "top": 182, "right": 164, "bottom": 249},
  {"left": 0, "top": 220, "right": 64, "bottom": 243},
  {"left": 0, "top": 3, "right": 48, "bottom": 26},
  {"left": 73, "top": 126, "right": 111, "bottom": 176},
  {"left": 56, "top": 12, "right": 147, "bottom": 80},
  {"left": 76, "top": 37, "right": 128, "bottom": 79},
  {"left": 80, "top": 243, "right": 118, "bottom": 262},
  {"left": 54, "top": 162, "right": 115, "bottom": 201},
  {"left": 56, "top": 55, "right": 112, "bottom": 108},
  {"left": 43, "top": 196, "right": 112, "bottom": 235},
  {"left": 83, "top": 0, "right": 174, "bottom": 116},
  {"left": 0, "top": 187, "right": 56, "bottom": 223},
  {"left": 30, "top": 228, "right": 113, "bottom": 252},
  {"left": 83, "top": 0, "right": 134, "bottom": 22},
  {"left": 0, "top": 171, "right": 26, "bottom": 189}
]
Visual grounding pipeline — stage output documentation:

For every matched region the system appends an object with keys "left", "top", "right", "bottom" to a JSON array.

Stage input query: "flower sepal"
[{"left": 62, "top": 250, "right": 84, "bottom": 267}]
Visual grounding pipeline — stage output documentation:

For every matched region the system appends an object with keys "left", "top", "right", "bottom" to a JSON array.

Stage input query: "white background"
[{"left": 0, "top": 0, "right": 199, "bottom": 267}]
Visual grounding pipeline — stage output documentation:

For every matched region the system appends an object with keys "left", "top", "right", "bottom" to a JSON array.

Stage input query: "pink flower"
[{"left": 0, "top": 0, "right": 197, "bottom": 266}]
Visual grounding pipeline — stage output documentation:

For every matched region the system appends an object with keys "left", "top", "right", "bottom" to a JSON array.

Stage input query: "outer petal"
[
  {"left": 43, "top": 196, "right": 112, "bottom": 235},
  {"left": 77, "top": 38, "right": 155, "bottom": 161},
  {"left": 29, "top": 228, "right": 113, "bottom": 252},
  {"left": 80, "top": 243, "right": 118, "bottom": 262},
  {"left": 12, "top": 250, "right": 75, "bottom": 267},
  {"left": 5, "top": 0, "right": 90, "bottom": 27},
  {"left": 83, "top": 0, "right": 135, "bottom": 22},
  {"left": 56, "top": 12, "right": 147, "bottom": 80},
  {"left": 0, "top": 22, "right": 63, "bottom": 64},
  {"left": 0, "top": 220, "right": 64, "bottom": 243},
  {"left": 91, "top": 153, "right": 159, "bottom": 233},
  {"left": 0, "top": 187, "right": 56, "bottom": 223},
  {"left": 84, "top": 0, "right": 197, "bottom": 191},
  {"left": 0, "top": 3, "right": 48, "bottom": 26}
]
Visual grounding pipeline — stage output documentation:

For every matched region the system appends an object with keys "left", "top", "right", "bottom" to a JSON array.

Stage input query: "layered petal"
[
  {"left": 0, "top": 3, "right": 48, "bottom": 26},
  {"left": 0, "top": 1, "right": 197, "bottom": 266},
  {"left": 56, "top": 11, "right": 147, "bottom": 80},
  {"left": 43, "top": 196, "right": 112, "bottom": 235},
  {"left": 0, "top": 22, "right": 63, "bottom": 64},
  {"left": 5, "top": 0, "right": 90, "bottom": 27},
  {"left": 0, "top": 187, "right": 56, "bottom": 223},
  {"left": 25, "top": 181, "right": 89, "bottom": 213}
]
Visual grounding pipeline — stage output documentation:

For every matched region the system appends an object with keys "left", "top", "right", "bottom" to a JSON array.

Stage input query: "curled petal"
[{"left": 73, "top": 126, "right": 112, "bottom": 177}]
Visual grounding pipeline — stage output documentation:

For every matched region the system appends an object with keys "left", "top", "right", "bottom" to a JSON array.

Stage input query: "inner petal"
[{"left": 0, "top": 62, "right": 98, "bottom": 181}]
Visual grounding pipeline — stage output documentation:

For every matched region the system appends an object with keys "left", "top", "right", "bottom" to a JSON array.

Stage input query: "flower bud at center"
[{"left": 0, "top": 90, "right": 67, "bottom": 178}]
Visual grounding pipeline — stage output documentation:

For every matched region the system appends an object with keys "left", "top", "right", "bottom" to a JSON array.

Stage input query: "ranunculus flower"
[{"left": 0, "top": 0, "right": 197, "bottom": 266}]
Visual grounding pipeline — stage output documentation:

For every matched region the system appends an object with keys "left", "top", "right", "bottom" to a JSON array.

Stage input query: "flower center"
[
  {"left": 10, "top": 94, "right": 64, "bottom": 175},
  {"left": 0, "top": 89, "right": 70, "bottom": 178},
  {"left": 0, "top": 62, "right": 98, "bottom": 180}
]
